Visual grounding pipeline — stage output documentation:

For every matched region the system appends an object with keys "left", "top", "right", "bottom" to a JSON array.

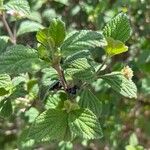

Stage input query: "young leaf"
[
  {"left": 104, "top": 37, "right": 128, "bottom": 56},
  {"left": 0, "top": 74, "right": 12, "bottom": 90},
  {"left": 61, "top": 30, "right": 107, "bottom": 56},
  {"left": 0, "top": 99, "right": 12, "bottom": 118},
  {"left": 25, "top": 107, "right": 39, "bottom": 123},
  {"left": 69, "top": 108, "right": 103, "bottom": 139},
  {"left": 28, "top": 109, "right": 69, "bottom": 142},
  {"left": 17, "top": 21, "right": 44, "bottom": 36},
  {"left": 0, "top": 45, "right": 45, "bottom": 74},
  {"left": 65, "top": 58, "right": 95, "bottom": 82},
  {"left": 103, "top": 13, "right": 132, "bottom": 42},
  {"left": 45, "top": 91, "right": 67, "bottom": 110},
  {"left": 4, "top": 0, "right": 30, "bottom": 18},
  {"left": 36, "top": 28, "right": 55, "bottom": 50},
  {"left": 101, "top": 72, "right": 137, "bottom": 99},
  {"left": 129, "top": 133, "right": 138, "bottom": 146},
  {"left": 0, "top": 37, "right": 9, "bottom": 54},
  {"left": 48, "top": 18, "right": 66, "bottom": 47},
  {"left": 79, "top": 88, "right": 102, "bottom": 117},
  {"left": 18, "top": 128, "right": 35, "bottom": 150}
]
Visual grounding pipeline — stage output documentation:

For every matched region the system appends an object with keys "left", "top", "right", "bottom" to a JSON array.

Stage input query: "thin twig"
[
  {"left": 96, "top": 55, "right": 109, "bottom": 75},
  {"left": 53, "top": 63, "right": 68, "bottom": 90},
  {"left": 1, "top": 13, "right": 16, "bottom": 44}
]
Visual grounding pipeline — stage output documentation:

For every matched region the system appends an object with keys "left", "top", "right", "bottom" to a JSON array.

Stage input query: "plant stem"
[
  {"left": 1, "top": 12, "right": 16, "bottom": 44},
  {"left": 96, "top": 55, "right": 109, "bottom": 75},
  {"left": 53, "top": 63, "right": 68, "bottom": 90}
]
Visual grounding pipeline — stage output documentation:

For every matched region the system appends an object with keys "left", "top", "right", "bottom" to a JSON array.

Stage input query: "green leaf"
[
  {"left": 37, "top": 44, "right": 52, "bottom": 61},
  {"left": 0, "top": 74, "right": 12, "bottom": 90},
  {"left": 18, "top": 128, "right": 35, "bottom": 150},
  {"left": 103, "top": 13, "right": 132, "bottom": 42},
  {"left": 0, "top": 74, "right": 12, "bottom": 96},
  {"left": 69, "top": 108, "right": 103, "bottom": 139},
  {"left": 48, "top": 18, "right": 66, "bottom": 47},
  {"left": 17, "top": 21, "right": 44, "bottom": 36},
  {"left": 38, "top": 67, "right": 58, "bottom": 101},
  {"left": 36, "top": 18, "right": 66, "bottom": 49},
  {"left": 0, "top": 0, "right": 4, "bottom": 8},
  {"left": 36, "top": 28, "right": 55, "bottom": 49},
  {"left": 0, "top": 36, "right": 9, "bottom": 54},
  {"left": 64, "top": 50, "right": 90, "bottom": 65},
  {"left": 104, "top": 37, "right": 128, "bottom": 56},
  {"left": 101, "top": 72, "right": 137, "bottom": 98},
  {"left": 0, "top": 45, "right": 45, "bottom": 74},
  {"left": 54, "top": 0, "right": 69, "bottom": 5},
  {"left": 25, "top": 107, "right": 39, "bottom": 123},
  {"left": 45, "top": 91, "right": 67, "bottom": 110},
  {"left": 59, "top": 141, "right": 73, "bottom": 150},
  {"left": 0, "top": 99, "right": 12, "bottom": 118},
  {"left": 61, "top": 30, "right": 107, "bottom": 56},
  {"left": 125, "top": 145, "right": 137, "bottom": 150},
  {"left": 28, "top": 109, "right": 69, "bottom": 141},
  {"left": 4, "top": 0, "right": 30, "bottom": 18},
  {"left": 137, "top": 49, "right": 150, "bottom": 73},
  {"left": 79, "top": 88, "right": 102, "bottom": 117},
  {"left": 65, "top": 58, "right": 95, "bottom": 82},
  {"left": 129, "top": 133, "right": 138, "bottom": 146}
]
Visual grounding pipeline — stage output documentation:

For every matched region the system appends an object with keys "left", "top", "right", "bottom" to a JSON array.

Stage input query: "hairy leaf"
[
  {"left": 65, "top": 58, "right": 95, "bottom": 82},
  {"left": 103, "top": 13, "right": 132, "bottom": 42},
  {"left": 61, "top": 30, "right": 107, "bottom": 56},
  {"left": 0, "top": 36, "right": 9, "bottom": 54},
  {"left": 28, "top": 109, "right": 69, "bottom": 141},
  {"left": 48, "top": 18, "right": 66, "bottom": 47},
  {"left": 36, "top": 18, "right": 66, "bottom": 49},
  {"left": 0, "top": 45, "right": 45, "bottom": 74},
  {"left": 4, "top": 0, "right": 30, "bottom": 18},
  {"left": 45, "top": 91, "right": 67, "bottom": 110},
  {"left": 104, "top": 37, "right": 128, "bottom": 56},
  {"left": 17, "top": 21, "right": 44, "bottom": 36},
  {"left": 0, "top": 99, "right": 12, "bottom": 118},
  {"left": 0, "top": 74, "right": 12, "bottom": 90},
  {"left": 101, "top": 72, "right": 137, "bottom": 98},
  {"left": 18, "top": 128, "right": 35, "bottom": 150},
  {"left": 69, "top": 108, "right": 103, "bottom": 139},
  {"left": 79, "top": 88, "right": 102, "bottom": 117}
]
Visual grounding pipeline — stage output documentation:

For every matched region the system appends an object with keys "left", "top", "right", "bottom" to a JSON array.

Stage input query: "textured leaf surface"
[
  {"left": 0, "top": 74, "right": 12, "bottom": 90},
  {"left": 28, "top": 109, "right": 68, "bottom": 141},
  {"left": 0, "top": 36, "right": 9, "bottom": 54},
  {"left": 48, "top": 18, "right": 66, "bottom": 47},
  {"left": 0, "top": 100, "right": 12, "bottom": 118},
  {"left": 39, "top": 68, "right": 58, "bottom": 101},
  {"left": 4, "top": 0, "right": 30, "bottom": 17},
  {"left": 17, "top": 21, "right": 44, "bottom": 36},
  {"left": 101, "top": 72, "right": 137, "bottom": 98},
  {"left": 36, "top": 28, "right": 52, "bottom": 47},
  {"left": 45, "top": 92, "right": 67, "bottom": 110},
  {"left": 104, "top": 37, "right": 128, "bottom": 56},
  {"left": 79, "top": 88, "right": 102, "bottom": 117},
  {"left": 69, "top": 108, "right": 102, "bottom": 139},
  {"left": 0, "top": 45, "right": 44, "bottom": 74},
  {"left": 103, "top": 13, "right": 132, "bottom": 42},
  {"left": 65, "top": 58, "right": 95, "bottom": 81},
  {"left": 36, "top": 18, "right": 66, "bottom": 48},
  {"left": 61, "top": 30, "right": 107, "bottom": 56},
  {"left": 18, "top": 128, "right": 35, "bottom": 150}
]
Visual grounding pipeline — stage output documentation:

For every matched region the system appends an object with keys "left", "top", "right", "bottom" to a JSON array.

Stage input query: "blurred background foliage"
[{"left": 0, "top": 0, "right": 150, "bottom": 150}]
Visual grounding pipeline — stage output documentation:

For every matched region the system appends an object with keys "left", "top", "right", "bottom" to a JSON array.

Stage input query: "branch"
[
  {"left": 1, "top": 13, "right": 16, "bottom": 44},
  {"left": 53, "top": 63, "right": 68, "bottom": 90},
  {"left": 96, "top": 55, "right": 109, "bottom": 75}
]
